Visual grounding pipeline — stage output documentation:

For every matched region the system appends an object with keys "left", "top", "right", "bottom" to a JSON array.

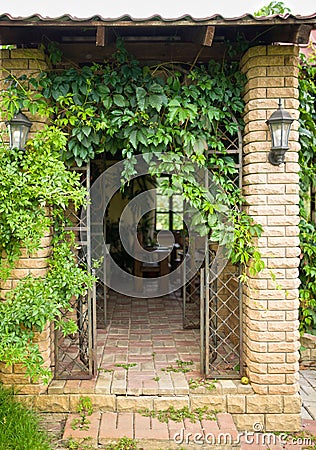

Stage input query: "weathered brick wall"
[
  {"left": 240, "top": 45, "right": 301, "bottom": 431},
  {"left": 0, "top": 49, "right": 53, "bottom": 394}
]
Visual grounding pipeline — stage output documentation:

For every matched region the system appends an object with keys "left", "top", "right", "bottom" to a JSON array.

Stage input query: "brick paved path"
[
  {"left": 62, "top": 411, "right": 316, "bottom": 449},
  {"left": 63, "top": 411, "right": 240, "bottom": 449},
  {"left": 58, "top": 291, "right": 316, "bottom": 449}
]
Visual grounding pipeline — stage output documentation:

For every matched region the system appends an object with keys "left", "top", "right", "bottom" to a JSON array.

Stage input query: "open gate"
[
  {"left": 54, "top": 163, "right": 97, "bottom": 379},
  {"left": 55, "top": 115, "right": 242, "bottom": 380},
  {"left": 183, "top": 116, "right": 243, "bottom": 379}
]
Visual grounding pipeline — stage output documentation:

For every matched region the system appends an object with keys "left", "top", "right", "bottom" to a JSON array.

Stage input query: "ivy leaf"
[
  {"left": 136, "top": 87, "right": 147, "bottom": 110},
  {"left": 113, "top": 94, "right": 125, "bottom": 107},
  {"left": 137, "top": 129, "right": 148, "bottom": 146},
  {"left": 82, "top": 126, "right": 91, "bottom": 137},
  {"left": 148, "top": 94, "right": 166, "bottom": 112},
  {"left": 103, "top": 97, "right": 113, "bottom": 109},
  {"left": 129, "top": 129, "right": 138, "bottom": 149}
]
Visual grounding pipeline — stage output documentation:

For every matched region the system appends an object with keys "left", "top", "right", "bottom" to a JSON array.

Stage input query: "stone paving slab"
[
  {"left": 300, "top": 369, "right": 316, "bottom": 420},
  {"left": 62, "top": 411, "right": 241, "bottom": 448},
  {"left": 62, "top": 411, "right": 101, "bottom": 446}
]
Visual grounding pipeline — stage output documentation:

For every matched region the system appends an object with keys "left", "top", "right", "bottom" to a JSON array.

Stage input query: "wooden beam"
[
  {"left": 295, "top": 24, "right": 313, "bottom": 44},
  {"left": 202, "top": 26, "right": 215, "bottom": 46},
  {"left": 58, "top": 42, "right": 234, "bottom": 64},
  {"left": 96, "top": 26, "right": 105, "bottom": 46}
]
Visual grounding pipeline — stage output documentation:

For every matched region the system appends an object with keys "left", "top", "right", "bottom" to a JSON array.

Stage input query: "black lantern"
[
  {"left": 266, "top": 99, "right": 294, "bottom": 165},
  {"left": 6, "top": 112, "right": 32, "bottom": 150}
]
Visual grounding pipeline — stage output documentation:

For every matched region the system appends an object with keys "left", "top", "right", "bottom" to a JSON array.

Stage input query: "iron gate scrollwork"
[{"left": 54, "top": 163, "right": 97, "bottom": 379}]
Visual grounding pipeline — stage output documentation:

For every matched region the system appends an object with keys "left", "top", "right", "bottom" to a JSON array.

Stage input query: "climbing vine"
[
  {"left": 0, "top": 126, "right": 93, "bottom": 381},
  {"left": 1, "top": 40, "right": 263, "bottom": 275},
  {"left": 0, "top": 41, "right": 265, "bottom": 379},
  {"left": 298, "top": 51, "right": 316, "bottom": 333}
]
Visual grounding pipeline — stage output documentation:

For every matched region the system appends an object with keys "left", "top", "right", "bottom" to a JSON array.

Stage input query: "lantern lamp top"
[
  {"left": 267, "top": 98, "right": 294, "bottom": 125},
  {"left": 6, "top": 112, "right": 32, "bottom": 129}
]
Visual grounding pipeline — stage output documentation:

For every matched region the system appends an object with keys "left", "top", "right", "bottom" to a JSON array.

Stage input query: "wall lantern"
[
  {"left": 266, "top": 99, "right": 294, "bottom": 165},
  {"left": 6, "top": 112, "right": 32, "bottom": 150}
]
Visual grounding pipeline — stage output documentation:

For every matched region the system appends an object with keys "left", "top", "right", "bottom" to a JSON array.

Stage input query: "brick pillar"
[
  {"left": 0, "top": 49, "right": 53, "bottom": 394},
  {"left": 240, "top": 45, "right": 301, "bottom": 431}
]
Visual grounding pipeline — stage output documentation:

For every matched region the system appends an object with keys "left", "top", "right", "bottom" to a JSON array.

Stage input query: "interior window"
[{"left": 155, "top": 176, "right": 183, "bottom": 231}]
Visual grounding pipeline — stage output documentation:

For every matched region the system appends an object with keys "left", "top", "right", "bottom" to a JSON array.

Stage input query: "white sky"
[{"left": 0, "top": 0, "right": 315, "bottom": 19}]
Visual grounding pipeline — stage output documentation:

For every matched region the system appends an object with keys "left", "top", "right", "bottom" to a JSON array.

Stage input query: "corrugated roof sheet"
[{"left": 0, "top": 12, "right": 315, "bottom": 24}]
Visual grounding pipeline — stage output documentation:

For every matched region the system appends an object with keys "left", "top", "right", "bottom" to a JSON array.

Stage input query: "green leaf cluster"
[
  {"left": 139, "top": 405, "right": 217, "bottom": 423},
  {"left": 0, "top": 126, "right": 86, "bottom": 278},
  {"left": 0, "top": 127, "right": 92, "bottom": 380},
  {"left": 0, "top": 40, "right": 265, "bottom": 380},
  {"left": 254, "top": 1, "right": 291, "bottom": 16},
  {"left": 298, "top": 51, "right": 316, "bottom": 333},
  {"left": 1, "top": 41, "right": 245, "bottom": 168},
  {"left": 0, "top": 384, "right": 52, "bottom": 450},
  {"left": 0, "top": 232, "right": 94, "bottom": 382}
]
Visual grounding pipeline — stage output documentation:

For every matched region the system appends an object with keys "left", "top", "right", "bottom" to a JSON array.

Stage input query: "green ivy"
[
  {"left": 298, "top": 51, "right": 316, "bottom": 334},
  {"left": 0, "top": 126, "right": 92, "bottom": 381},
  {"left": 0, "top": 232, "right": 94, "bottom": 382},
  {"left": 0, "top": 126, "right": 86, "bottom": 279},
  {"left": 254, "top": 1, "right": 291, "bottom": 16},
  {"left": 0, "top": 41, "right": 266, "bottom": 378}
]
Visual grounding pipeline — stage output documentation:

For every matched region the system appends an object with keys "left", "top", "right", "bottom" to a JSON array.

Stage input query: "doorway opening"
[{"left": 54, "top": 117, "right": 243, "bottom": 386}]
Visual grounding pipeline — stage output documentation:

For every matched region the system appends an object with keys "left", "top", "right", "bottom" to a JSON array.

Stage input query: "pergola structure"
[{"left": 0, "top": 11, "right": 315, "bottom": 432}]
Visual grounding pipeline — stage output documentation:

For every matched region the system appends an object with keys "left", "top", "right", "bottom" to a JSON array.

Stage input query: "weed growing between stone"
[
  {"left": 71, "top": 397, "right": 93, "bottom": 431},
  {"left": 139, "top": 405, "right": 217, "bottom": 423}
]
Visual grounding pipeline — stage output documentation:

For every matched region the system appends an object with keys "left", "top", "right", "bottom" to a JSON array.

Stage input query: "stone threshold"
[{"left": 48, "top": 377, "right": 253, "bottom": 396}]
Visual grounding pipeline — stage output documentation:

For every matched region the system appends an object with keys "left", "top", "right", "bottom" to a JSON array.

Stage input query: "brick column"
[
  {"left": 0, "top": 49, "right": 53, "bottom": 394},
  {"left": 240, "top": 45, "right": 301, "bottom": 431}
]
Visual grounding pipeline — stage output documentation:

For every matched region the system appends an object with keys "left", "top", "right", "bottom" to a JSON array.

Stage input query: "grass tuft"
[{"left": 0, "top": 383, "right": 52, "bottom": 450}]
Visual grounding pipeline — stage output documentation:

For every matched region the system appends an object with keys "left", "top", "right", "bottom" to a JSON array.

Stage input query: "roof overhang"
[{"left": 0, "top": 13, "right": 315, "bottom": 64}]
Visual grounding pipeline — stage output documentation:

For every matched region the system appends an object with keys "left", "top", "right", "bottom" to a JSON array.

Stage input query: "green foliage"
[
  {"left": 0, "top": 40, "right": 264, "bottom": 277},
  {"left": 0, "top": 127, "right": 86, "bottom": 278},
  {"left": 0, "top": 127, "right": 92, "bottom": 380},
  {"left": 105, "top": 437, "right": 143, "bottom": 450},
  {"left": 188, "top": 377, "right": 217, "bottom": 392},
  {"left": 254, "top": 1, "right": 291, "bottom": 16},
  {"left": 0, "top": 232, "right": 94, "bottom": 382},
  {"left": 298, "top": 51, "right": 316, "bottom": 334},
  {"left": 161, "top": 359, "right": 194, "bottom": 373},
  {"left": 139, "top": 405, "right": 217, "bottom": 423},
  {"left": 2, "top": 41, "right": 245, "bottom": 167},
  {"left": 71, "top": 396, "right": 93, "bottom": 431},
  {"left": 115, "top": 363, "right": 137, "bottom": 370},
  {"left": 299, "top": 220, "right": 316, "bottom": 332},
  {"left": 0, "top": 41, "right": 265, "bottom": 377},
  {"left": 0, "top": 384, "right": 52, "bottom": 450}
]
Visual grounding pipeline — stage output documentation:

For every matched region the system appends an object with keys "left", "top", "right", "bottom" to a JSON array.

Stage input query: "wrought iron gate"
[
  {"left": 55, "top": 117, "right": 242, "bottom": 380},
  {"left": 54, "top": 163, "right": 97, "bottom": 379},
  {"left": 183, "top": 116, "right": 243, "bottom": 379}
]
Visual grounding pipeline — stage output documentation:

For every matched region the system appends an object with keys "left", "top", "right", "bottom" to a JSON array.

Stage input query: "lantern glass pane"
[
  {"left": 281, "top": 122, "right": 291, "bottom": 147},
  {"left": 11, "top": 126, "right": 22, "bottom": 149},
  {"left": 20, "top": 126, "right": 29, "bottom": 149},
  {"left": 271, "top": 122, "right": 282, "bottom": 148}
]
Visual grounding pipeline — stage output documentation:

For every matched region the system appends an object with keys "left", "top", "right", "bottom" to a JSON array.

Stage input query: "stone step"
[{"left": 62, "top": 411, "right": 241, "bottom": 449}]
